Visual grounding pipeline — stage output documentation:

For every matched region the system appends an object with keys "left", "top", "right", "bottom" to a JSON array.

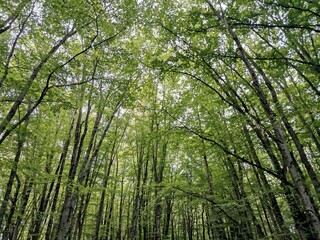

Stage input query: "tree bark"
[
  {"left": 205, "top": 1, "right": 320, "bottom": 237},
  {"left": 0, "top": 29, "right": 77, "bottom": 141}
]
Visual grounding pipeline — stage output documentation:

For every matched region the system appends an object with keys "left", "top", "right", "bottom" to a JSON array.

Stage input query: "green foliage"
[{"left": 0, "top": 0, "right": 320, "bottom": 239}]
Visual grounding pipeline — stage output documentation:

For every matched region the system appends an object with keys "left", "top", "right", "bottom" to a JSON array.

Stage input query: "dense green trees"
[{"left": 1, "top": 0, "right": 320, "bottom": 239}]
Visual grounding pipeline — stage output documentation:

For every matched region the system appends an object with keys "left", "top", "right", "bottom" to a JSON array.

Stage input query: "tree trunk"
[
  {"left": 12, "top": 179, "right": 33, "bottom": 240},
  {"left": 56, "top": 97, "right": 89, "bottom": 240},
  {"left": 94, "top": 142, "right": 117, "bottom": 239},
  {"left": 205, "top": 1, "right": 320, "bottom": 237},
  {"left": 130, "top": 143, "right": 145, "bottom": 239},
  {"left": 0, "top": 29, "right": 77, "bottom": 142},
  {"left": 45, "top": 114, "right": 75, "bottom": 239}
]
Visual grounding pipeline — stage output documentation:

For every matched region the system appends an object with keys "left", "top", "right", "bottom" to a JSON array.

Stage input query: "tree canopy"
[{"left": 1, "top": 0, "right": 320, "bottom": 239}]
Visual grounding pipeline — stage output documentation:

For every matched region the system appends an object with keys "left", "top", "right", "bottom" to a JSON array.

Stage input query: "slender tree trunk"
[
  {"left": 130, "top": 143, "right": 144, "bottom": 239},
  {"left": 94, "top": 142, "right": 117, "bottom": 239},
  {"left": 105, "top": 170, "right": 118, "bottom": 240},
  {"left": 116, "top": 174, "right": 125, "bottom": 240},
  {"left": 0, "top": 29, "right": 77, "bottom": 142},
  {"left": 12, "top": 179, "right": 33, "bottom": 240},
  {"left": 0, "top": 136, "right": 23, "bottom": 229},
  {"left": 163, "top": 195, "right": 173, "bottom": 239},
  {"left": 0, "top": 5, "right": 32, "bottom": 89},
  {"left": 200, "top": 139, "right": 226, "bottom": 239},
  {"left": 28, "top": 124, "right": 61, "bottom": 240},
  {"left": 45, "top": 114, "right": 75, "bottom": 239},
  {"left": 2, "top": 174, "right": 21, "bottom": 240},
  {"left": 0, "top": 111, "right": 30, "bottom": 238},
  {"left": 205, "top": 2, "right": 320, "bottom": 237},
  {"left": 243, "top": 125, "right": 290, "bottom": 238},
  {"left": 56, "top": 96, "right": 89, "bottom": 240}
]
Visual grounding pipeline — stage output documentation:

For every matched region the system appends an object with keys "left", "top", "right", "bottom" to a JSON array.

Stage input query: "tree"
[{"left": 1, "top": 0, "right": 319, "bottom": 239}]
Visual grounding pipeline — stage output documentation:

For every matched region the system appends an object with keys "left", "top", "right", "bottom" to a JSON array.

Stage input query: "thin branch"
[
  {"left": 0, "top": 29, "right": 124, "bottom": 145},
  {"left": 163, "top": 108, "right": 294, "bottom": 188},
  {"left": 172, "top": 185, "right": 238, "bottom": 224},
  {"left": 0, "top": 2, "right": 34, "bottom": 88}
]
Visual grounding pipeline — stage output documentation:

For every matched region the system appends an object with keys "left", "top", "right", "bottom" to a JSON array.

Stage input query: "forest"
[{"left": 0, "top": 0, "right": 320, "bottom": 239}]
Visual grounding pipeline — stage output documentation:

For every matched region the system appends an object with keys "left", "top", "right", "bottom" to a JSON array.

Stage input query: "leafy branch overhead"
[{"left": 0, "top": 0, "right": 320, "bottom": 239}]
